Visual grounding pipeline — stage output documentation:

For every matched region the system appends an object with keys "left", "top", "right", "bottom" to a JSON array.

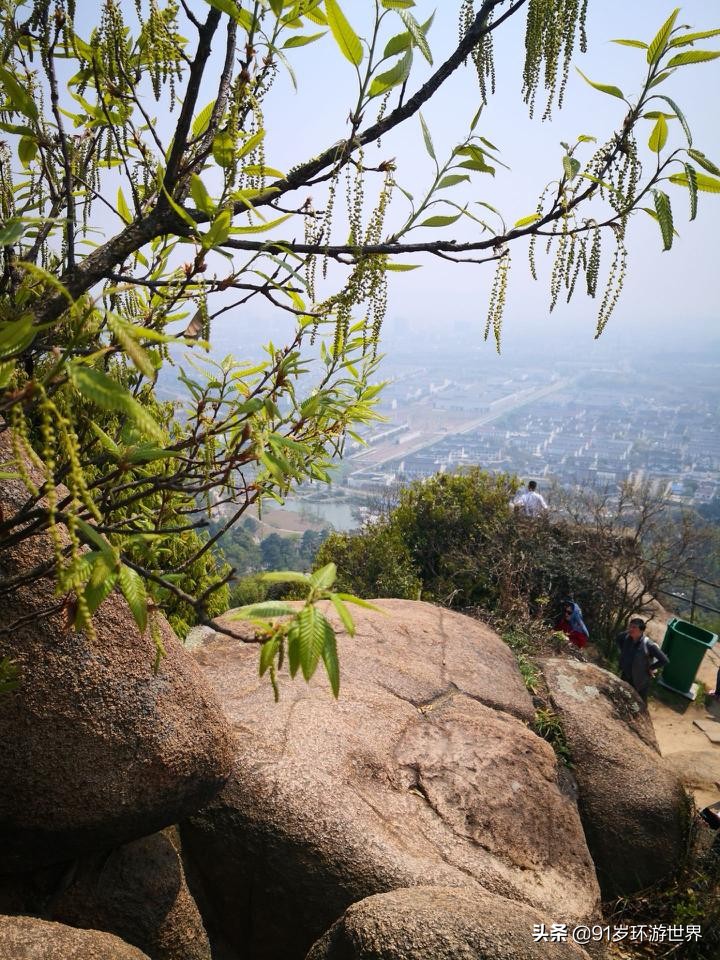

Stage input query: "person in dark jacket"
[{"left": 616, "top": 617, "right": 669, "bottom": 702}]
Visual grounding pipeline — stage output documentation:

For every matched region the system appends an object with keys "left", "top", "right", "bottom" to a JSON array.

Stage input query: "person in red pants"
[{"left": 555, "top": 600, "right": 590, "bottom": 649}]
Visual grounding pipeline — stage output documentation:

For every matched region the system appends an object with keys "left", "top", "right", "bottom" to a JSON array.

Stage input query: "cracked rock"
[
  {"left": 541, "top": 658, "right": 689, "bottom": 898},
  {"left": 183, "top": 600, "right": 600, "bottom": 960}
]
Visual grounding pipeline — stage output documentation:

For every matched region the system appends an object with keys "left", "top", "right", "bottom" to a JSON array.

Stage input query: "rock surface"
[
  {"left": 49, "top": 831, "right": 210, "bottom": 960},
  {"left": 0, "top": 914, "right": 149, "bottom": 959},
  {"left": 0, "top": 433, "right": 235, "bottom": 873},
  {"left": 305, "top": 886, "right": 592, "bottom": 960},
  {"left": 183, "top": 600, "right": 600, "bottom": 960},
  {"left": 540, "top": 658, "right": 689, "bottom": 898}
]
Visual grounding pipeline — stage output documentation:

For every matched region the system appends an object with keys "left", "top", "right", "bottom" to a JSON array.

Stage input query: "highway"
[{"left": 350, "top": 376, "right": 576, "bottom": 472}]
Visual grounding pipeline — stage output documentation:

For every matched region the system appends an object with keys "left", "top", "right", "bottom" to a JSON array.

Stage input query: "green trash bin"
[{"left": 658, "top": 617, "right": 718, "bottom": 700}]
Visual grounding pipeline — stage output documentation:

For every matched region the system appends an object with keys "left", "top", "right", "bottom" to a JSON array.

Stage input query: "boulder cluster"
[{"left": 1, "top": 450, "right": 690, "bottom": 959}]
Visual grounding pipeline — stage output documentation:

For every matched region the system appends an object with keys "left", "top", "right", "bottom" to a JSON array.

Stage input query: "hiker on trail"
[
  {"left": 616, "top": 617, "right": 669, "bottom": 702},
  {"left": 513, "top": 480, "right": 548, "bottom": 517},
  {"left": 555, "top": 600, "right": 590, "bottom": 649}
]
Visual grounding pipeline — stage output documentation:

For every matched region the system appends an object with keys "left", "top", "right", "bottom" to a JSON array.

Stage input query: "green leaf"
[
  {"left": 418, "top": 113, "right": 436, "bottom": 162},
  {"left": 212, "top": 129, "right": 235, "bottom": 168},
  {"left": 202, "top": 209, "right": 232, "bottom": 250},
  {"left": 647, "top": 8, "right": 680, "bottom": 64},
  {"left": 0, "top": 66, "right": 38, "bottom": 121},
  {"left": 654, "top": 95, "right": 692, "bottom": 146},
  {"left": 259, "top": 637, "right": 280, "bottom": 676},
  {"left": 0, "top": 360, "right": 15, "bottom": 389},
  {"left": 336, "top": 593, "right": 383, "bottom": 612},
  {"left": 321, "top": 626, "right": 340, "bottom": 697},
  {"left": 436, "top": 174, "right": 470, "bottom": 189},
  {"left": 287, "top": 622, "right": 301, "bottom": 677},
  {"left": 205, "top": 0, "right": 243, "bottom": 20},
  {"left": 18, "top": 136, "right": 37, "bottom": 168},
  {"left": 612, "top": 38, "right": 648, "bottom": 49},
  {"left": 297, "top": 606, "right": 333, "bottom": 681},
  {"left": 419, "top": 212, "right": 463, "bottom": 228},
  {"left": 0, "top": 314, "right": 36, "bottom": 360},
  {"left": 229, "top": 212, "right": 292, "bottom": 234},
  {"left": 243, "top": 164, "right": 284, "bottom": 178},
  {"left": 107, "top": 315, "right": 155, "bottom": 378},
  {"left": 74, "top": 519, "right": 117, "bottom": 563},
  {"left": 89, "top": 421, "right": 121, "bottom": 456},
  {"left": 368, "top": 49, "right": 412, "bottom": 97},
  {"left": 0, "top": 219, "right": 26, "bottom": 246},
  {"left": 274, "top": 47, "right": 298, "bottom": 90},
  {"left": 191, "top": 100, "right": 216, "bottom": 138},
  {"left": 310, "top": 562, "right": 337, "bottom": 591},
  {"left": 669, "top": 28, "right": 720, "bottom": 48},
  {"left": 118, "top": 565, "right": 147, "bottom": 634},
  {"left": 667, "top": 50, "right": 720, "bottom": 68},
  {"left": 159, "top": 177, "right": 198, "bottom": 230},
  {"left": 261, "top": 570, "right": 312, "bottom": 584},
  {"left": 190, "top": 175, "right": 215, "bottom": 216},
  {"left": 231, "top": 601, "right": 295, "bottom": 619},
  {"left": 456, "top": 156, "right": 495, "bottom": 174},
  {"left": 514, "top": 213, "right": 541, "bottom": 228},
  {"left": 653, "top": 189, "right": 674, "bottom": 250},
  {"left": 399, "top": 9, "right": 432, "bottom": 64},
  {"left": 238, "top": 128, "right": 265, "bottom": 159},
  {"left": 687, "top": 149, "right": 720, "bottom": 176},
  {"left": 384, "top": 261, "right": 420, "bottom": 270},
  {"left": 562, "top": 155, "right": 581, "bottom": 180},
  {"left": 0, "top": 121, "right": 34, "bottom": 136},
  {"left": 325, "top": 0, "right": 363, "bottom": 66},
  {"left": 648, "top": 114, "right": 668, "bottom": 153},
  {"left": 117, "top": 187, "right": 132, "bottom": 224},
  {"left": 69, "top": 366, "right": 164, "bottom": 440},
  {"left": 283, "top": 31, "right": 326, "bottom": 47},
  {"left": 684, "top": 162, "right": 698, "bottom": 220},
  {"left": 669, "top": 170, "right": 720, "bottom": 193},
  {"left": 381, "top": 0, "right": 415, "bottom": 7},
  {"left": 384, "top": 30, "right": 411, "bottom": 57},
  {"left": 330, "top": 594, "right": 355, "bottom": 636},
  {"left": 122, "top": 443, "right": 173, "bottom": 463},
  {"left": 575, "top": 68, "right": 625, "bottom": 101},
  {"left": 81, "top": 555, "right": 116, "bottom": 618},
  {"left": 649, "top": 70, "right": 673, "bottom": 88}
]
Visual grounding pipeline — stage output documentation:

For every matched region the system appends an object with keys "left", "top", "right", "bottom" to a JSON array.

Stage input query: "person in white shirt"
[{"left": 513, "top": 480, "right": 548, "bottom": 517}]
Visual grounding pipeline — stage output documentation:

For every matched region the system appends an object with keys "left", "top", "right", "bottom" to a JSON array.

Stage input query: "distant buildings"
[{"left": 341, "top": 354, "right": 719, "bottom": 506}]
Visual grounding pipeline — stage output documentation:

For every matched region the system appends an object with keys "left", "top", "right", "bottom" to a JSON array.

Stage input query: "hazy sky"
[{"left": 230, "top": 0, "right": 720, "bottom": 353}]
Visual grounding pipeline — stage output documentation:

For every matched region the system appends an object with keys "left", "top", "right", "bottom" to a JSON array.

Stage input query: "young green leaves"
[
  {"left": 325, "top": 0, "right": 363, "bottom": 66},
  {"left": 589, "top": 10, "right": 720, "bottom": 256},
  {"left": 231, "top": 562, "right": 380, "bottom": 700}
]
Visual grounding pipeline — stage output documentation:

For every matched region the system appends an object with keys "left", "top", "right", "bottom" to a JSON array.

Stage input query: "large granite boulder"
[
  {"left": 540, "top": 658, "right": 689, "bottom": 898},
  {"left": 49, "top": 831, "right": 210, "bottom": 960},
  {"left": 0, "top": 434, "right": 235, "bottom": 873},
  {"left": 305, "top": 886, "right": 592, "bottom": 960},
  {"left": 0, "top": 914, "right": 149, "bottom": 959},
  {"left": 183, "top": 600, "right": 600, "bottom": 960}
]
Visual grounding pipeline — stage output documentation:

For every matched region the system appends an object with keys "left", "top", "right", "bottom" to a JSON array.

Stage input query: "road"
[{"left": 350, "top": 376, "right": 576, "bottom": 472}]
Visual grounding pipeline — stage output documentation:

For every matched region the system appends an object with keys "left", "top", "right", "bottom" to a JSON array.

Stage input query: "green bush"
[
  {"left": 317, "top": 468, "right": 692, "bottom": 646},
  {"left": 315, "top": 526, "right": 421, "bottom": 600},
  {"left": 387, "top": 469, "right": 518, "bottom": 607}
]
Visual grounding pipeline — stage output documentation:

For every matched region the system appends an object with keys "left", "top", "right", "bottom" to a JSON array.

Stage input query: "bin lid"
[{"left": 666, "top": 617, "right": 717, "bottom": 647}]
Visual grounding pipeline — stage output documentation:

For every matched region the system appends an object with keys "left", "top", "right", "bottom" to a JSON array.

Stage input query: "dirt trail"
[{"left": 644, "top": 613, "right": 720, "bottom": 810}]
